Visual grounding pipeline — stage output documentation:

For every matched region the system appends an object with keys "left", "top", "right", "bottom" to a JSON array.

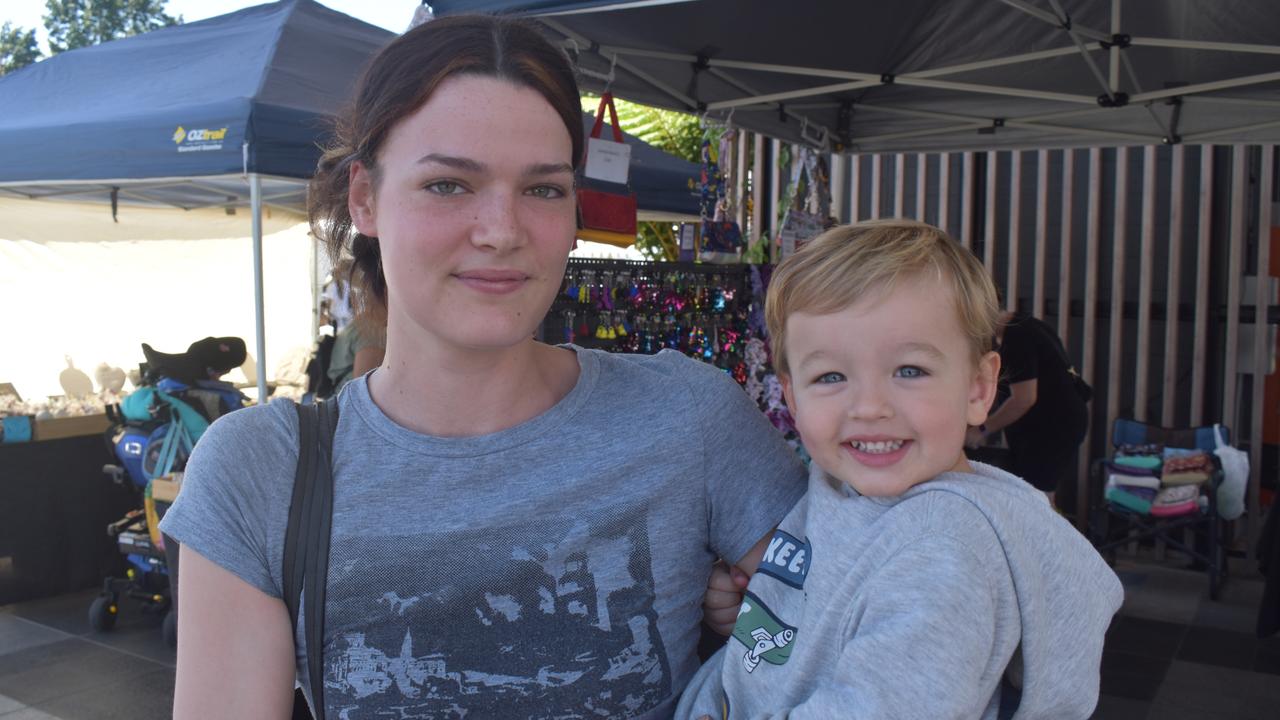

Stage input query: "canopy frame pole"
[
  {"left": 996, "top": 0, "right": 1110, "bottom": 41},
  {"left": 545, "top": 19, "right": 696, "bottom": 109},
  {"left": 1131, "top": 37, "right": 1280, "bottom": 55},
  {"left": 1043, "top": 0, "right": 1117, "bottom": 102},
  {"left": 1130, "top": 71, "right": 1280, "bottom": 104},
  {"left": 704, "top": 67, "right": 835, "bottom": 138},
  {"left": 1107, "top": 0, "right": 1122, "bottom": 94},
  {"left": 250, "top": 172, "right": 268, "bottom": 402},
  {"left": 1182, "top": 97, "right": 1280, "bottom": 110},
  {"left": 599, "top": 42, "right": 1090, "bottom": 82},
  {"left": 706, "top": 80, "right": 879, "bottom": 111}
]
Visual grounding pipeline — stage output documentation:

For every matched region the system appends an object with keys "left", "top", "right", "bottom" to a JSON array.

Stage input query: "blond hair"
[{"left": 765, "top": 219, "right": 999, "bottom": 376}]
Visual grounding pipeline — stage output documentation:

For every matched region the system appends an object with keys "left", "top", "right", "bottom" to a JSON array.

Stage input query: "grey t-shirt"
[{"left": 160, "top": 347, "right": 806, "bottom": 719}]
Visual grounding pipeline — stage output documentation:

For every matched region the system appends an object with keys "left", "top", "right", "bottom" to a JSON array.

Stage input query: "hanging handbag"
[
  {"left": 777, "top": 148, "right": 827, "bottom": 258},
  {"left": 698, "top": 132, "right": 744, "bottom": 258},
  {"left": 283, "top": 400, "right": 340, "bottom": 720},
  {"left": 577, "top": 93, "right": 637, "bottom": 237}
]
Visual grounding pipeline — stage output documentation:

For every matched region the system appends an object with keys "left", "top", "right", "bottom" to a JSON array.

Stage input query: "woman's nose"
[{"left": 470, "top": 191, "right": 526, "bottom": 252}]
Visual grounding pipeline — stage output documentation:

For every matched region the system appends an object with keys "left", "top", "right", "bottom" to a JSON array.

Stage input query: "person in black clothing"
[{"left": 966, "top": 312, "right": 1089, "bottom": 504}]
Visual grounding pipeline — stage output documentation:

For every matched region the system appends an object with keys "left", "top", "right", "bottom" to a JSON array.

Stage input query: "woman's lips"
[{"left": 454, "top": 270, "right": 530, "bottom": 294}]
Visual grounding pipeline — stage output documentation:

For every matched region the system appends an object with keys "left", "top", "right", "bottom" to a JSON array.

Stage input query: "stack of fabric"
[
  {"left": 1151, "top": 449, "right": 1214, "bottom": 517},
  {"left": 1105, "top": 444, "right": 1164, "bottom": 513},
  {"left": 1104, "top": 443, "right": 1215, "bottom": 517}
]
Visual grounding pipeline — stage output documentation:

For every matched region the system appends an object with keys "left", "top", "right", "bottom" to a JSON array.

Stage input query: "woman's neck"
[{"left": 366, "top": 336, "right": 578, "bottom": 438}]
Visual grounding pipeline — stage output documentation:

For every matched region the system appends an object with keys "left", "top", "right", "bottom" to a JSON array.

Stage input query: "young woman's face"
[{"left": 349, "top": 74, "right": 577, "bottom": 352}]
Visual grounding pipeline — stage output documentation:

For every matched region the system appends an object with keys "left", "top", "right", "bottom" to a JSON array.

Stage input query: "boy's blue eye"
[
  {"left": 815, "top": 371, "right": 845, "bottom": 384},
  {"left": 895, "top": 366, "right": 927, "bottom": 379}
]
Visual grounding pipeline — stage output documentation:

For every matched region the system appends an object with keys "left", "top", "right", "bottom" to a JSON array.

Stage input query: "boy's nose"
[{"left": 847, "top": 381, "right": 893, "bottom": 420}]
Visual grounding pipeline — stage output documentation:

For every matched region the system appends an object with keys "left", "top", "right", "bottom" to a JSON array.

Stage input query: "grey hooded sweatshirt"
[{"left": 676, "top": 461, "right": 1123, "bottom": 719}]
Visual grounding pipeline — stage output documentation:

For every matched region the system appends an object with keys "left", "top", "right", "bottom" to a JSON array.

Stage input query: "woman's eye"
[
  {"left": 895, "top": 366, "right": 927, "bottom": 379},
  {"left": 527, "top": 184, "right": 567, "bottom": 199},
  {"left": 815, "top": 371, "right": 845, "bottom": 384},
  {"left": 425, "top": 180, "right": 465, "bottom": 195}
]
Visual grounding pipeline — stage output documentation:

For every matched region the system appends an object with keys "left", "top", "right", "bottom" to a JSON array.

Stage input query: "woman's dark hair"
[{"left": 308, "top": 15, "right": 583, "bottom": 326}]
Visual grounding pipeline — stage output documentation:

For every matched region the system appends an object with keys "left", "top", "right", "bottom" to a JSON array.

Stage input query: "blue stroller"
[{"left": 92, "top": 337, "right": 248, "bottom": 647}]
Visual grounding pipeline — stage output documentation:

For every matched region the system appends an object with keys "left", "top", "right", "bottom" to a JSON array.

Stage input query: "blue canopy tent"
[{"left": 0, "top": 0, "right": 699, "bottom": 398}]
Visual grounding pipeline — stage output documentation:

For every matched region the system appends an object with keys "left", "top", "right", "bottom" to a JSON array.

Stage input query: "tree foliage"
[
  {"left": 0, "top": 22, "right": 42, "bottom": 76},
  {"left": 44, "top": 0, "right": 180, "bottom": 55}
]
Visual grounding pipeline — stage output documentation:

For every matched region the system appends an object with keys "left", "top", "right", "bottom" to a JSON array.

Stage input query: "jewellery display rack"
[{"left": 542, "top": 258, "right": 758, "bottom": 378}]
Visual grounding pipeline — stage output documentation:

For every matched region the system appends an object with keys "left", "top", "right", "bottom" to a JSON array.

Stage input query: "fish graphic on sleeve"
[{"left": 731, "top": 591, "right": 797, "bottom": 673}]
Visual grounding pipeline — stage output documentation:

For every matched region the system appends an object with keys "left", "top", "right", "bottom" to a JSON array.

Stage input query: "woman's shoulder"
[
  {"left": 597, "top": 348, "right": 738, "bottom": 391},
  {"left": 198, "top": 397, "right": 299, "bottom": 457}
]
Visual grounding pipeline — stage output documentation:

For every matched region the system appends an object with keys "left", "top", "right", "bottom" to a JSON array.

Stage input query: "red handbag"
[{"left": 577, "top": 93, "right": 637, "bottom": 236}]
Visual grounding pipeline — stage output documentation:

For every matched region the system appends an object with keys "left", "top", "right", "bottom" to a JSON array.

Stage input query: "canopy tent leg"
[{"left": 250, "top": 172, "right": 268, "bottom": 403}]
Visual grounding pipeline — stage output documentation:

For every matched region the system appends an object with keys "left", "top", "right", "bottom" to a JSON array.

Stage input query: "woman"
[
  {"left": 160, "top": 15, "right": 805, "bottom": 719},
  {"left": 966, "top": 311, "right": 1090, "bottom": 505}
]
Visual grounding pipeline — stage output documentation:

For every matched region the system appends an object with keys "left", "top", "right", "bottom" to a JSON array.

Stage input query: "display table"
[{"left": 0, "top": 434, "right": 138, "bottom": 605}]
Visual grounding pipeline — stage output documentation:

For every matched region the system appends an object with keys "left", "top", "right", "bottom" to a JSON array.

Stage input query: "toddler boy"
[{"left": 679, "top": 220, "right": 1122, "bottom": 719}]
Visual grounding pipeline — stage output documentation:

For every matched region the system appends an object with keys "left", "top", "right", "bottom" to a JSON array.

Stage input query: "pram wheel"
[
  {"left": 89, "top": 595, "right": 118, "bottom": 632},
  {"left": 162, "top": 609, "right": 178, "bottom": 649}
]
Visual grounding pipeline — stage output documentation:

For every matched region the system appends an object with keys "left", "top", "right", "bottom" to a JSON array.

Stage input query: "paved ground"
[{"left": 1, "top": 556, "right": 1276, "bottom": 719}]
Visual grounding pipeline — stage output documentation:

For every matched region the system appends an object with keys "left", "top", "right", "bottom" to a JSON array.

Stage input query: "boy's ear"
[
  {"left": 967, "top": 351, "right": 1001, "bottom": 427},
  {"left": 349, "top": 160, "right": 378, "bottom": 237}
]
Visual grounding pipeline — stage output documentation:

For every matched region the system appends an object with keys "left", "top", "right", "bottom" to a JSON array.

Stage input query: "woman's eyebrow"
[
  {"left": 525, "top": 161, "right": 574, "bottom": 177},
  {"left": 416, "top": 153, "right": 485, "bottom": 172},
  {"left": 415, "top": 154, "right": 572, "bottom": 178}
]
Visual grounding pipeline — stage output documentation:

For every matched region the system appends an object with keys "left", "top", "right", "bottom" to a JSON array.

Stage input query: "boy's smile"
[{"left": 781, "top": 273, "right": 1000, "bottom": 497}]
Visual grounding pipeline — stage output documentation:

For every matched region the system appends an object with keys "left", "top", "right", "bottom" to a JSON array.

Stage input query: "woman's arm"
[
  {"left": 703, "top": 531, "right": 773, "bottom": 635},
  {"left": 173, "top": 545, "right": 298, "bottom": 719}
]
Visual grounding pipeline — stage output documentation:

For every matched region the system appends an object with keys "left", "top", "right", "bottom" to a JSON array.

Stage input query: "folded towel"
[
  {"left": 1163, "top": 452, "right": 1214, "bottom": 475},
  {"left": 1115, "top": 455, "right": 1163, "bottom": 471},
  {"left": 1162, "top": 471, "right": 1211, "bottom": 486},
  {"left": 1109, "top": 472, "right": 1160, "bottom": 491},
  {"left": 1107, "top": 486, "right": 1153, "bottom": 514},
  {"left": 1150, "top": 484, "right": 1201, "bottom": 517},
  {"left": 1105, "top": 460, "right": 1158, "bottom": 477}
]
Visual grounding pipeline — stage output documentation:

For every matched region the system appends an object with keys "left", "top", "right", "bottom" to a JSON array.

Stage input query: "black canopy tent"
[
  {"left": 0, "top": 0, "right": 700, "bottom": 399},
  {"left": 432, "top": 0, "right": 1280, "bottom": 153}
]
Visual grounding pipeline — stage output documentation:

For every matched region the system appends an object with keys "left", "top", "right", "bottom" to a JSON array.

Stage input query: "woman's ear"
[
  {"left": 349, "top": 161, "right": 378, "bottom": 237},
  {"left": 967, "top": 350, "right": 1001, "bottom": 427}
]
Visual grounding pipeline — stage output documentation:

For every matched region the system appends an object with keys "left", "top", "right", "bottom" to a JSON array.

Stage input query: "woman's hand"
[{"left": 702, "top": 560, "right": 751, "bottom": 636}]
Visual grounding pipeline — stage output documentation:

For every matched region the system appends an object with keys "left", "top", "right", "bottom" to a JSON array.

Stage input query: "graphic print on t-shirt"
[
  {"left": 732, "top": 591, "right": 797, "bottom": 673},
  {"left": 321, "top": 504, "right": 670, "bottom": 718}
]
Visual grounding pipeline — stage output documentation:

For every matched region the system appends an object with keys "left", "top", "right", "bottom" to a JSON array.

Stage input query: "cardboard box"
[
  {"left": 151, "top": 473, "right": 183, "bottom": 503},
  {"left": 34, "top": 413, "right": 111, "bottom": 441}
]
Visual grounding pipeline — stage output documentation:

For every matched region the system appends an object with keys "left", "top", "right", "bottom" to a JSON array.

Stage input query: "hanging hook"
[{"left": 604, "top": 53, "right": 618, "bottom": 92}]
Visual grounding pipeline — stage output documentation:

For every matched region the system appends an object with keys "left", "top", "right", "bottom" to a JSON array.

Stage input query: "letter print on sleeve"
[{"left": 755, "top": 529, "right": 811, "bottom": 589}]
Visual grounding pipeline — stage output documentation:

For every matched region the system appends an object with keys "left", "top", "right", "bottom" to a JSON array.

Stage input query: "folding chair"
[{"left": 1088, "top": 419, "right": 1230, "bottom": 600}]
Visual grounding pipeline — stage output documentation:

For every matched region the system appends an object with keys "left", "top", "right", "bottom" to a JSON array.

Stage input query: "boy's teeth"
[{"left": 850, "top": 440, "right": 905, "bottom": 454}]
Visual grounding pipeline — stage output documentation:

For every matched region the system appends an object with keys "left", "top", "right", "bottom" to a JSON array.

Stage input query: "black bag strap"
[{"left": 283, "top": 400, "right": 339, "bottom": 720}]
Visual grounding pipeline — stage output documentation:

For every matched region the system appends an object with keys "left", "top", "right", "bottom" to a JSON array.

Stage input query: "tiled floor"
[{"left": 1, "top": 557, "right": 1276, "bottom": 719}]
